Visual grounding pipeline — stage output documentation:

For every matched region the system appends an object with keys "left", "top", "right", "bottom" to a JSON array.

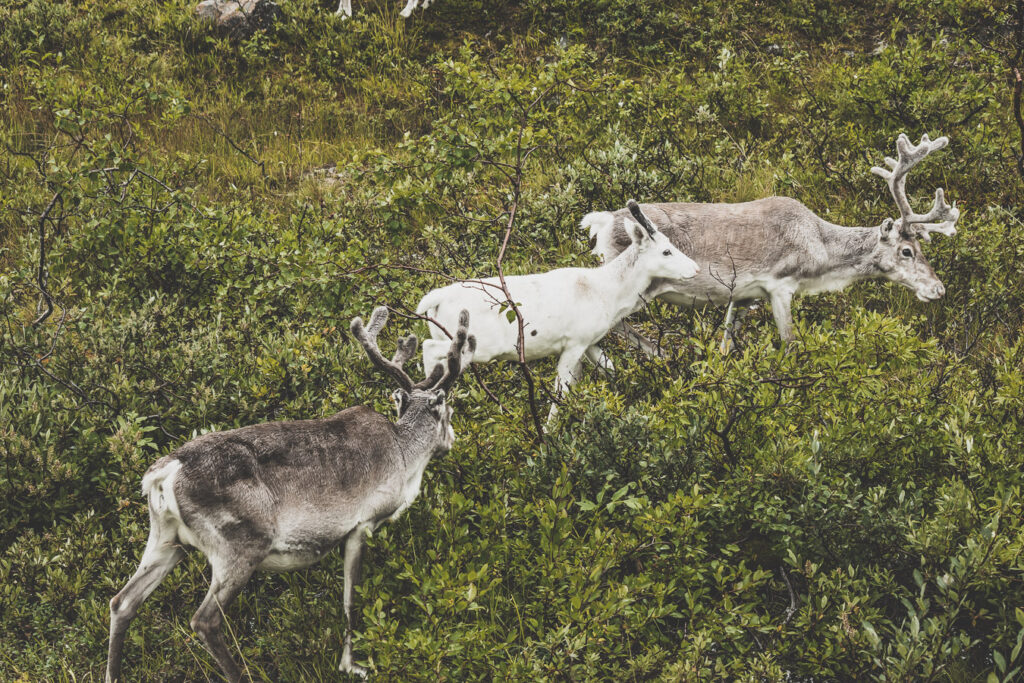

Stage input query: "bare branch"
[
  {"left": 33, "top": 192, "right": 62, "bottom": 326},
  {"left": 779, "top": 566, "right": 799, "bottom": 625},
  {"left": 190, "top": 113, "right": 267, "bottom": 180},
  {"left": 1014, "top": 67, "right": 1024, "bottom": 178}
]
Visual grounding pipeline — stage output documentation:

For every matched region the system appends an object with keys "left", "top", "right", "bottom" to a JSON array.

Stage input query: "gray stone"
[{"left": 195, "top": 0, "right": 281, "bottom": 40}]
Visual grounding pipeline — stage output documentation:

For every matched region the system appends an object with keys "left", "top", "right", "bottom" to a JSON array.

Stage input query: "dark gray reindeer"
[
  {"left": 583, "top": 133, "right": 960, "bottom": 353},
  {"left": 106, "top": 307, "right": 474, "bottom": 682}
]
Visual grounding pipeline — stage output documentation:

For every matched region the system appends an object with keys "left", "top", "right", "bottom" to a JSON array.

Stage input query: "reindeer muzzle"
[{"left": 916, "top": 282, "right": 946, "bottom": 302}]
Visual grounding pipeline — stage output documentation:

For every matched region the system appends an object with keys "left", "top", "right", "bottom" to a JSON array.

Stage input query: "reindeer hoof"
[{"left": 340, "top": 657, "right": 368, "bottom": 679}]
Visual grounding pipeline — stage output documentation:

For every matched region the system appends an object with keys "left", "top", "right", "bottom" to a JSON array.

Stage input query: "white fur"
[
  {"left": 417, "top": 220, "right": 699, "bottom": 422},
  {"left": 580, "top": 211, "right": 618, "bottom": 262},
  {"left": 142, "top": 459, "right": 184, "bottom": 530},
  {"left": 139, "top": 459, "right": 212, "bottom": 561},
  {"left": 335, "top": 0, "right": 434, "bottom": 18},
  {"left": 796, "top": 272, "right": 859, "bottom": 295}
]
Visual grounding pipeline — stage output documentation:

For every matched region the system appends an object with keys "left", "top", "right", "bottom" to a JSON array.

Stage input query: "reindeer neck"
[
  {"left": 816, "top": 220, "right": 886, "bottom": 282},
  {"left": 393, "top": 406, "right": 443, "bottom": 466},
  {"left": 596, "top": 244, "right": 659, "bottom": 318}
]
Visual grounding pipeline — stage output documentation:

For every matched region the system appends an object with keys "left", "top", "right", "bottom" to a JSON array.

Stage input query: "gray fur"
[
  {"left": 586, "top": 133, "right": 959, "bottom": 350},
  {"left": 106, "top": 307, "right": 474, "bottom": 682}
]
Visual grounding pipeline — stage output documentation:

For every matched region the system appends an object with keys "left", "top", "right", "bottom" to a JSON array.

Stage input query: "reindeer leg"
[
  {"left": 399, "top": 0, "right": 418, "bottom": 17},
  {"left": 339, "top": 527, "right": 369, "bottom": 678},
  {"left": 335, "top": 0, "right": 352, "bottom": 17},
  {"left": 720, "top": 301, "right": 737, "bottom": 355},
  {"left": 340, "top": 524, "right": 371, "bottom": 678},
  {"left": 720, "top": 303, "right": 752, "bottom": 354},
  {"left": 547, "top": 348, "right": 585, "bottom": 424},
  {"left": 616, "top": 320, "right": 665, "bottom": 358},
  {"left": 190, "top": 554, "right": 262, "bottom": 683},
  {"left": 107, "top": 522, "right": 185, "bottom": 683},
  {"left": 769, "top": 289, "right": 796, "bottom": 347}
]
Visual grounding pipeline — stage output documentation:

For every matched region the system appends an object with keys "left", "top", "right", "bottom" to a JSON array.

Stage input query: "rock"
[
  {"left": 194, "top": 0, "right": 225, "bottom": 21},
  {"left": 195, "top": 0, "right": 282, "bottom": 40},
  {"left": 303, "top": 165, "right": 345, "bottom": 187}
]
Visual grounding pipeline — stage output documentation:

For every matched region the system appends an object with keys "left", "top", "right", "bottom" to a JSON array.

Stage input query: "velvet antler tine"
[
  {"left": 392, "top": 335, "right": 418, "bottom": 367},
  {"left": 351, "top": 307, "right": 415, "bottom": 392},
  {"left": 439, "top": 313, "right": 474, "bottom": 393},
  {"left": 366, "top": 306, "right": 389, "bottom": 337},
  {"left": 420, "top": 310, "right": 473, "bottom": 393},
  {"left": 414, "top": 363, "right": 445, "bottom": 390}
]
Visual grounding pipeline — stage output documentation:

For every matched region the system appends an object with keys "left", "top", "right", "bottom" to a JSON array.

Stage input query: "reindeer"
[
  {"left": 582, "top": 133, "right": 960, "bottom": 354},
  {"left": 336, "top": 0, "right": 436, "bottom": 19},
  {"left": 416, "top": 200, "right": 699, "bottom": 422},
  {"left": 105, "top": 307, "right": 474, "bottom": 682}
]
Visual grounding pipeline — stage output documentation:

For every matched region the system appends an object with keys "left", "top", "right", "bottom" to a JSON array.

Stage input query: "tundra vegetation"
[{"left": 1, "top": 0, "right": 1023, "bottom": 681}]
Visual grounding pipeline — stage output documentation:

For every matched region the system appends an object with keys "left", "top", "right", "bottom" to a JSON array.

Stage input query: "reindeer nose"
[{"left": 935, "top": 283, "right": 945, "bottom": 298}]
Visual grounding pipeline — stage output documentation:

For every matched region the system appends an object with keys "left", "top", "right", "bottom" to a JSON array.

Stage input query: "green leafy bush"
[{"left": 1, "top": 0, "right": 1022, "bottom": 680}]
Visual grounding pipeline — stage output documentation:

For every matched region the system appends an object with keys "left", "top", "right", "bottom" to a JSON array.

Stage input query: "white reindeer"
[
  {"left": 336, "top": 0, "right": 435, "bottom": 19},
  {"left": 583, "top": 133, "right": 960, "bottom": 354},
  {"left": 416, "top": 200, "right": 699, "bottom": 422},
  {"left": 105, "top": 307, "right": 474, "bottom": 682}
]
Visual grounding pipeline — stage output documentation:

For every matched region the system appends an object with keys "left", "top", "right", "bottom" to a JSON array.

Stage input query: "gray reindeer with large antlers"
[
  {"left": 583, "top": 133, "right": 960, "bottom": 353},
  {"left": 105, "top": 307, "right": 474, "bottom": 682}
]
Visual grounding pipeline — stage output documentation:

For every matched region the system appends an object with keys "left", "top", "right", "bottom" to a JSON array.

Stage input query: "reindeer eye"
[
  {"left": 901, "top": 247, "right": 913, "bottom": 257},
  {"left": 662, "top": 249, "right": 671, "bottom": 256}
]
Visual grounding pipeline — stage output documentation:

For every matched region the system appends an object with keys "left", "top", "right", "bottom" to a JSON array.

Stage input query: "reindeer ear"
[
  {"left": 628, "top": 219, "right": 648, "bottom": 246},
  {"left": 430, "top": 389, "right": 446, "bottom": 407},
  {"left": 391, "top": 389, "right": 409, "bottom": 417},
  {"left": 878, "top": 218, "right": 896, "bottom": 242}
]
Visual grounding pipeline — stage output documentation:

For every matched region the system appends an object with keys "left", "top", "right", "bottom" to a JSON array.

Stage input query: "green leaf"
[{"left": 862, "top": 621, "right": 880, "bottom": 648}]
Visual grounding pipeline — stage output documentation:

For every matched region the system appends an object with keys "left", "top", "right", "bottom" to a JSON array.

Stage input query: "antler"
[
  {"left": 350, "top": 307, "right": 417, "bottom": 392},
  {"left": 870, "top": 133, "right": 960, "bottom": 241},
  {"left": 419, "top": 309, "right": 475, "bottom": 393},
  {"left": 627, "top": 199, "right": 657, "bottom": 237}
]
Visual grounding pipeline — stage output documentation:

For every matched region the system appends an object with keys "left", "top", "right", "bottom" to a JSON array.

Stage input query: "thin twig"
[
  {"left": 190, "top": 114, "right": 267, "bottom": 180},
  {"left": 495, "top": 183, "right": 544, "bottom": 440},
  {"left": 780, "top": 565, "right": 799, "bottom": 625},
  {"left": 33, "top": 192, "right": 62, "bottom": 326},
  {"left": 1014, "top": 68, "right": 1024, "bottom": 178},
  {"left": 1011, "top": 0, "right": 1024, "bottom": 178},
  {"left": 494, "top": 128, "right": 545, "bottom": 443}
]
